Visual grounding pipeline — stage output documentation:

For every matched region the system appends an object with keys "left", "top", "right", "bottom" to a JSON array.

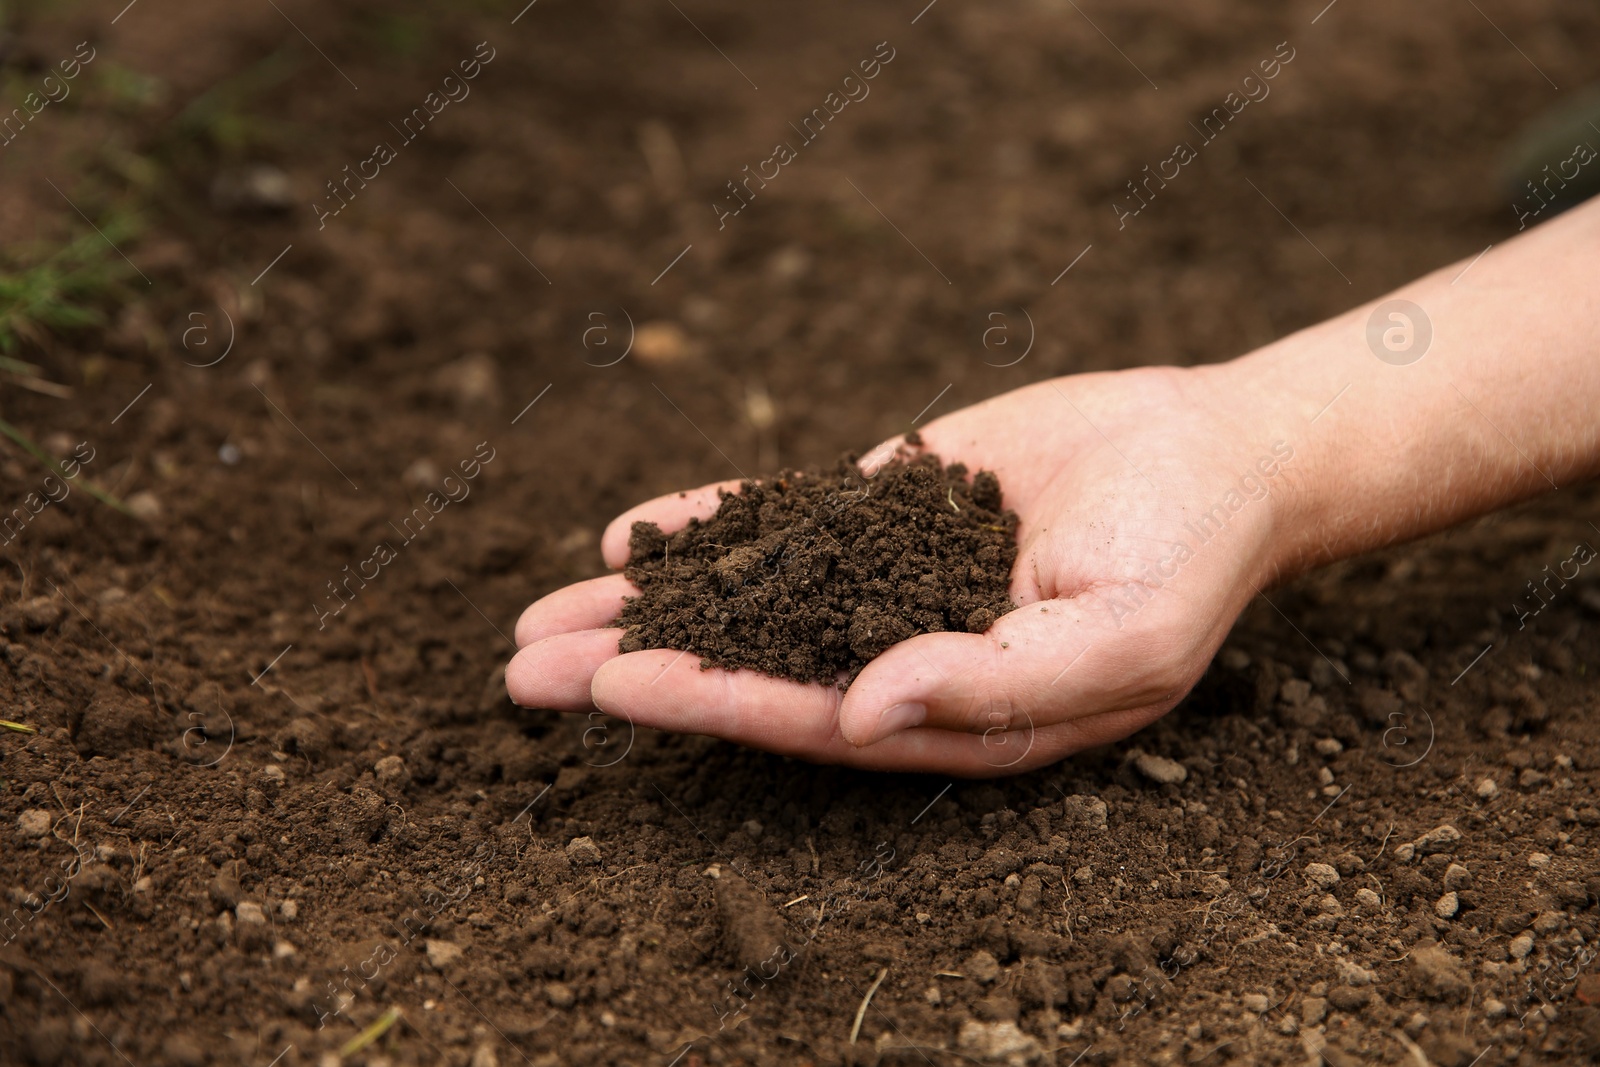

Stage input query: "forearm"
[{"left": 1214, "top": 195, "right": 1600, "bottom": 580}]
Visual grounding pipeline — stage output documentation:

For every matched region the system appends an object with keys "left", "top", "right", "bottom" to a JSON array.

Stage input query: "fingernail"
[{"left": 872, "top": 702, "right": 926, "bottom": 742}]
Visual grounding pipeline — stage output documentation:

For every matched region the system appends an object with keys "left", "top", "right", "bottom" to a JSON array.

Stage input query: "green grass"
[
  {"left": 0, "top": 222, "right": 136, "bottom": 354},
  {"left": 0, "top": 221, "right": 138, "bottom": 516}
]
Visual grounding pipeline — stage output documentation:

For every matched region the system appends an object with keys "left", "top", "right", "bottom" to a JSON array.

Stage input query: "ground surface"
[{"left": 1, "top": 0, "right": 1599, "bottom": 1065}]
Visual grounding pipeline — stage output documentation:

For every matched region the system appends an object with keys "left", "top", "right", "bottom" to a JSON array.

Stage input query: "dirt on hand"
[{"left": 616, "top": 453, "right": 1017, "bottom": 686}]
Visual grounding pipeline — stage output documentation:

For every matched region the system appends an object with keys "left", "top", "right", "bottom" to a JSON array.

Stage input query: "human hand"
[{"left": 507, "top": 362, "right": 1303, "bottom": 775}]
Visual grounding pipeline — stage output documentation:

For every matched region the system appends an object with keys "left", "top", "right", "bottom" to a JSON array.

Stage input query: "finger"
[
  {"left": 600, "top": 479, "right": 743, "bottom": 568},
  {"left": 506, "top": 628, "right": 623, "bottom": 712},
  {"left": 837, "top": 593, "right": 1208, "bottom": 746},
  {"left": 588, "top": 648, "right": 1127, "bottom": 775},
  {"left": 515, "top": 573, "right": 637, "bottom": 647}
]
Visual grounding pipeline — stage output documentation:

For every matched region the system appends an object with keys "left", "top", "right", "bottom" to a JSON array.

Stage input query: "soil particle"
[
  {"left": 566, "top": 836, "right": 602, "bottom": 866},
  {"left": 16, "top": 808, "right": 51, "bottom": 837},
  {"left": 617, "top": 455, "right": 1017, "bottom": 685},
  {"left": 425, "top": 939, "right": 463, "bottom": 970},
  {"left": 1412, "top": 824, "right": 1463, "bottom": 855},
  {"left": 712, "top": 867, "right": 789, "bottom": 970},
  {"left": 1304, "top": 862, "right": 1340, "bottom": 889},
  {"left": 1131, "top": 751, "right": 1188, "bottom": 785},
  {"left": 1060, "top": 794, "right": 1109, "bottom": 833},
  {"left": 1409, "top": 943, "right": 1471, "bottom": 1001},
  {"left": 956, "top": 1019, "right": 1044, "bottom": 1065},
  {"left": 1327, "top": 984, "right": 1372, "bottom": 1013}
]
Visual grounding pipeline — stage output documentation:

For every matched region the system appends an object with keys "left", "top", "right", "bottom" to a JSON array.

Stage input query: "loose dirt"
[
  {"left": 617, "top": 455, "right": 1017, "bottom": 686},
  {"left": 1, "top": 0, "right": 1598, "bottom": 1065}
]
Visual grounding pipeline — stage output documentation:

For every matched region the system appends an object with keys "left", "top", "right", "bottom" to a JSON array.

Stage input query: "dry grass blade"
[{"left": 339, "top": 1006, "right": 402, "bottom": 1059}]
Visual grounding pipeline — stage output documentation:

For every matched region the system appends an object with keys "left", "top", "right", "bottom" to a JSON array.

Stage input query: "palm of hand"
[{"left": 508, "top": 365, "right": 1285, "bottom": 775}]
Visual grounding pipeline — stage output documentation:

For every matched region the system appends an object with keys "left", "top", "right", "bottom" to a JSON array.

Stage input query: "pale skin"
[{"left": 507, "top": 195, "right": 1600, "bottom": 776}]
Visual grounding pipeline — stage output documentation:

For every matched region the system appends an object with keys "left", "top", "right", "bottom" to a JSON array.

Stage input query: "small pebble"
[
  {"left": 1241, "top": 993, "right": 1269, "bottom": 1013},
  {"left": 1413, "top": 825, "right": 1461, "bottom": 855},
  {"left": 1305, "top": 863, "right": 1340, "bottom": 889},
  {"left": 1484, "top": 998, "right": 1507, "bottom": 1020},
  {"left": 425, "top": 940, "right": 463, "bottom": 969},
  {"left": 1508, "top": 934, "right": 1534, "bottom": 959},
  {"left": 1354, "top": 888, "right": 1383, "bottom": 910},
  {"left": 1133, "top": 751, "right": 1188, "bottom": 785},
  {"left": 1435, "top": 891, "right": 1460, "bottom": 919},
  {"left": 544, "top": 981, "right": 576, "bottom": 1008},
  {"left": 235, "top": 902, "right": 267, "bottom": 925},
  {"left": 1475, "top": 777, "right": 1498, "bottom": 799},
  {"left": 1527, "top": 852, "right": 1552, "bottom": 869},
  {"left": 1313, "top": 738, "right": 1344, "bottom": 756},
  {"left": 17, "top": 809, "right": 52, "bottom": 838},
  {"left": 567, "top": 836, "right": 603, "bottom": 866},
  {"left": 1442, "top": 863, "right": 1472, "bottom": 891}
]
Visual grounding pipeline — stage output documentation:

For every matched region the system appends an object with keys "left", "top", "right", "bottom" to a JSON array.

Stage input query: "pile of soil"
[{"left": 616, "top": 453, "right": 1017, "bottom": 685}]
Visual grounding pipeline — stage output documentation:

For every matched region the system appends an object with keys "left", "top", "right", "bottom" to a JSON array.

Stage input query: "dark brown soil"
[
  {"left": 616, "top": 455, "right": 1017, "bottom": 685},
  {"left": 2, "top": 1, "right": 1599, "bottom": 1066}
]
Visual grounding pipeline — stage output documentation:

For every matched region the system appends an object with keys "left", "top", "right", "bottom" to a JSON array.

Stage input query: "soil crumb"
[{"left": 615, "top": 454, "right": 1018, "bottom": 685}]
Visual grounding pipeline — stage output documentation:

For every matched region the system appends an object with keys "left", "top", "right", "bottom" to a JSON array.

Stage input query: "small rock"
[
  {"left": 1241, "top": 993, "right": 1270, "bottom": 1013},
  {"left": 1434, "top": 891, "right": 1460, "bottom": 919},
  {"left": 1313, "top": 738, "right": 1344, "bottom": 756},
  {"left": 1508, "top": 934, "right": 1534, "bottom": 960},
  {"left": 1354, "top": 888, "right": 1383, "bottom": 911},
  {"left": 273, "top": 940, "right": 297, "bottom": 959},
  {"left": 1327, "top": 985, "right": 1370, "bottom": 1013},
  {"left": 1060, "top": 794, "right": 1108, "bottom": 832},
  {"left": 211, "top": 164, "right": 294, "bottom": 213},
  {"left": 374, "top": 755, "right": 409, "bottom": 792},
  {"left": 433, "top": 352, "right": 500, "bottom": 407},
  {"left": 1393, "top": 843, "right": 1416, "bottom": 862},
  {"left": 1072, "top": 865, "right": 1094, "bottom": 885},
  {"left": 126, "top": 490, "right": 163, "bottom": 521},
  {"left": 544, "top": 981, "right": 576, "bottom": 1008},
  {"left": 566, "top": 836, "right": 602, "bottom": 866},
  {"left": 1484, "top": 998, "right": 1507, "bottom": 1020},
  {"left": 1132, "top": 751, "right": 1187, "bottom": 785},
  {"left": 425, "top": 940, "right": 463, "bottom": 969},
  {"left": 1475, "top": 777, "right": 1498, "bottom": 799},
  {"left": 1305, "top": 863, "right": 1340, "bottom": 889},
  {"left": 1336, "top": 960, "right": 1376, "bottom": 987},
  {"left": 17, "top": 809, "right": 52, "bottom": 838},
  {"left": 280, "top": 899, "right": 299, "bottom": 921},
  {"left": 1413, "top": 825, "right": 1461, "bottom": 855},
  {"left": 1495, "top": 912, "right": 1534, "bottom": 935},
  {"left": 235, "top": 902, "right": 267, "bottom": 925},
  {"left": 470, "top": 1044, "right": 500, "bottom": 1067},
  {"left": 1442, "top": 863, "right": 1473, "bottom": 891},
  {"left": 1301, "top": 997, "right": 1328, "bottom": 1025},
  {"left": 261, "top": 765, "right": 286, "bottom": 785},
  {"left": 1527, "top": 852, "right": 1551, "bottom": 869},
  {"left": 965, "top": 950, "right": 1002, "bottom": 985},
  {"left": 1519, "top": 768, "right": 1548, "bottom": 789},
  {"left": 1280, "top": 679, "right": 1313, "bottom": 706},
  {"left": 633, "top": 321, "right": 691, "bottom": 366},
  {"left": 956, "top": 1019, "right": 1044, "bottom": 1065}
]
